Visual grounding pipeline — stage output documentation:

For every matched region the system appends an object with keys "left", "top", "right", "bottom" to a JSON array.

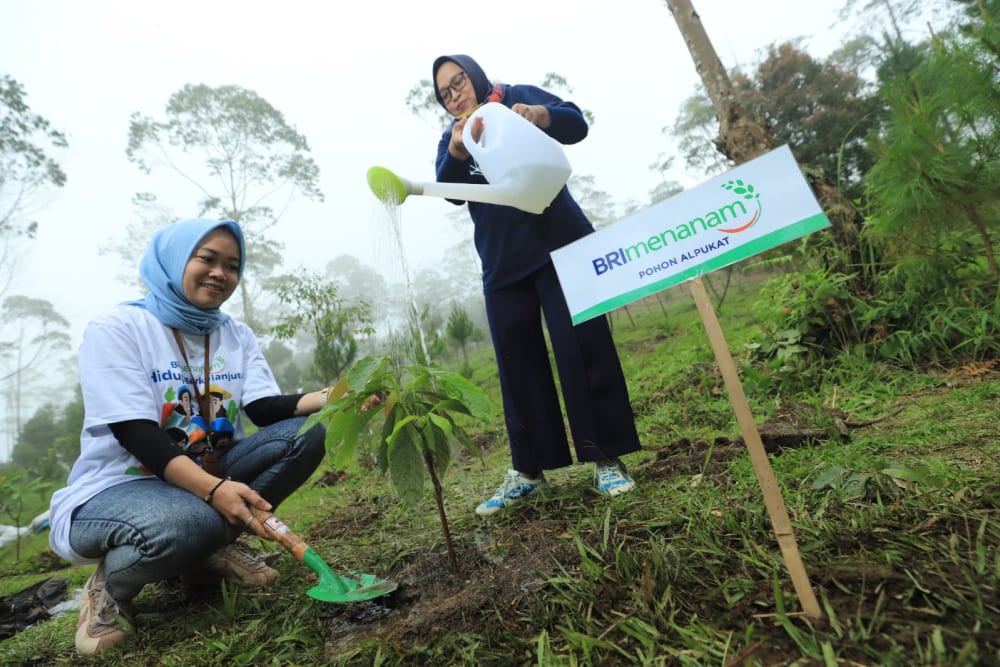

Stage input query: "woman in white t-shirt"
[{"left": 49, "top": 218, "right": 334, "bottom": 655}]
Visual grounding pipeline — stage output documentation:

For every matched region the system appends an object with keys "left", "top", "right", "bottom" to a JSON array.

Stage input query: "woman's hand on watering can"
[
  {"left": 512, "top": 103, "right": 551, "bottom": 129},
  {"left": 449, "top": 116, "right": 485, "bottom": 160},
  {"left": 448, "top": 117, "right": 470, "bottom": 160}
]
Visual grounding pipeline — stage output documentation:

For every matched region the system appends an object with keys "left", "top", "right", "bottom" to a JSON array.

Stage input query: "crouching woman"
[{"left": 49, "top": 218, "right": 330, "bottom": 655}]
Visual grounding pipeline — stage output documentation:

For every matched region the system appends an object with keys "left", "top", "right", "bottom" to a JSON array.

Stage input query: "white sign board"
[{"left": 551, "top": 145, "right": 831, "bottom": 324}]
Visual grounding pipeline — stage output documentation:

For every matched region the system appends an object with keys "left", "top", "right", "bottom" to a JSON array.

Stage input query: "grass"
[{"left": 1, "top": 274, "right": 999, "bottom": 666}]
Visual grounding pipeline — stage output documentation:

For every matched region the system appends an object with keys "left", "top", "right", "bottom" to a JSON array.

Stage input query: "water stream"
[{"left": 369, "top": 197, "right": 430, "bottom": 364}]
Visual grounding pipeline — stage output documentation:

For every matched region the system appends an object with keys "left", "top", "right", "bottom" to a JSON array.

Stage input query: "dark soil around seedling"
[{"left": 304, "top": 404, "right": 1000, "bottom": 665}]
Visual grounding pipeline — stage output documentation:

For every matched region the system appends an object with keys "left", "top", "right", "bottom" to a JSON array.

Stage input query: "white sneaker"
[
  {"left": 476, "top": 470, "right": 548, "bottom": 516},
  {"left": 595, "top": 459, "right": 636, "bottom": 496}
]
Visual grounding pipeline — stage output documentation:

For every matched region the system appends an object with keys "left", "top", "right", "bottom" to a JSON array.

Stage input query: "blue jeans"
[{"left": 69, "top": 417, "right": 325, "bottom": 601}]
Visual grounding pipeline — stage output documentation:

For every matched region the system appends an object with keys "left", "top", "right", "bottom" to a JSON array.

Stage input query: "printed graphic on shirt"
[{"left": 125, "top": 350, "right": 242, "bottom": 476}]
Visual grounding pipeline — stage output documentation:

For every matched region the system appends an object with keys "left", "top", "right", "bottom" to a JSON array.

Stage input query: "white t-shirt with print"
[{"left": 48, "top": 305, "right": 280, "bottom": 564}]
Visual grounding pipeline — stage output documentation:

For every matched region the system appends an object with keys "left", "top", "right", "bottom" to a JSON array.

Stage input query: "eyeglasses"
[{"left": 439, "top": 71, "right": 468, "bottom": 104}]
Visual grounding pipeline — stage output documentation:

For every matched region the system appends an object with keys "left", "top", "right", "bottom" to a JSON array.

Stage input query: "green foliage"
[
  {"left": 670, "top": 9, "right": 1000, "bottom": 372},
  {"left": 8, "top": 388, "right": 83, "bottom": 484},
  {"left": 260, "top": 339, "right": 305, "bottom": 394},
  {"left": 856, "top": 13, "right": 1000, "bottom": 363},
  {"left": 11, "top": 406, "right": 62, "bottom": 474},
  {"left": 304, "top": 355, "right": 489, "bottom": 504},
  {"left": 5, "top": 288, "right": 1000, "bottom": 664},
  {"left": 270, "top": 270, "right": 374, "bottom": 386},
  {"left": 49, "top": 389, "right": 85, "bottom": 475},
  {"left": 736, "top": 42, "right": 882, "bottom": 200},
  {"left": 0, "top": 75, "right": 67, "bottom": 235},
  {"left": 302, "top": 354, "right": 489, "bottom": 573},
  {"left": 219, "top": 580, "right": 241, "bottom": 626},
  {"left": 745, "top": 267, "right": 863, "bottom": 387},
  {"left": 12, "top": 10, "right": 1000, "bottom": 662},
  {"left": 0, "top": 295, "right": 73, "bottom": 456},
  {"left": 748, "top": 243, "right": 1000, "bottom": 372},
  {"left": 445, "top": 302, "right": 480, "bottom": 371},
  {"left": 0, "top": 469, "right": 54, "bottom": 563},
  {"left": 668, "top": 92, "right": 730, "bottom": 176},
  {"left": 669, "top": 41, "right": 882, "bottom": 198},
  {"left": 869, "top": 274, "right": 1000, "bottom": 365},
  {"left": 864, "top": 13, "right": 1000, "bottom": 282},
  {"left": 811, "top": 463, "right": 946, "bottom": 501},
  {"left": 126, "top": 83, "right": 324, "bottom": 330},
  {"left": 127, "top": 83, "right": 322, "bottom": 211}
]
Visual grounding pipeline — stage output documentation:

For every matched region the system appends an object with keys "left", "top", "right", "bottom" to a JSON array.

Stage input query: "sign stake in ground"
[
  {"left": 688, "top": 275, "right": 821, "bottom": 619},
  {"left": 551, "top": 145, "right": 827, "bottom": 619}
]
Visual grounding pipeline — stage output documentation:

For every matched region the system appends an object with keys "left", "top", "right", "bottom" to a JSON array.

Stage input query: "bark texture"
[{"left": 665, "top": 0, "right": 863, "bottom": 271}]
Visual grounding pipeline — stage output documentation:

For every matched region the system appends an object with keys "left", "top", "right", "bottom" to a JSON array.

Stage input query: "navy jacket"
[{"left": 433, "top": 55, "right": 595, "bottom": 291}]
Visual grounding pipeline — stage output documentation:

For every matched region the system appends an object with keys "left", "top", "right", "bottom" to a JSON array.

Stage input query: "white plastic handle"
[{"left": 462, "top": 103, "right": 507, "bottom": 165}]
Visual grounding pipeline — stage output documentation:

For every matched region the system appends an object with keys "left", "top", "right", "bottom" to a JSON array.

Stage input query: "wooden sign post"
[
  {"left": 688, "top": 276, "right": 820, "bottom": 618},
  {"left": 551, "top": 145, "right": 827, "bottom": 619}
]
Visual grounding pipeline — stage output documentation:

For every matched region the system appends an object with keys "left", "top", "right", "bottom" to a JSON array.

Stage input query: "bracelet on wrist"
[{"left": 204, "top": 476, "right": 230, "bottom": 504}]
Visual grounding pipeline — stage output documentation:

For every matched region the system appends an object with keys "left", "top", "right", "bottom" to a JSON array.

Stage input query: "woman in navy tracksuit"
[{"left": 432, "top": 54, "right": 642, "bottom": 516}]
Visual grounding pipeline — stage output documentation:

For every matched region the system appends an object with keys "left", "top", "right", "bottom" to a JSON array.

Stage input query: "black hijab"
[{"left": 432, "top": 54, "right": 492, "bottom": 110}]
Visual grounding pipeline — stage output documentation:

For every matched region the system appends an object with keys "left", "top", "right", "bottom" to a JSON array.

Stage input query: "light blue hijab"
[{"left": 127, "top": 218, "right": 246, "bottom": 335}]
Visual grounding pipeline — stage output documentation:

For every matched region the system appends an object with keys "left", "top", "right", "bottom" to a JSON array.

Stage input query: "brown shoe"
[
  {"left": 177, "top": 564, "right": 224, "bottom": 589},
  {"left": 203, "top": 541, "right": 279, "bottom": 587},
  {"left": 75, "top": 564, "right": 134, "bottom": 655}
]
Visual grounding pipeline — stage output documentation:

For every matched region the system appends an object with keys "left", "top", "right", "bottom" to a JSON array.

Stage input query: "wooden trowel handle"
[{"left": 249, "top": 506, "right": 309, "bottom": 561}]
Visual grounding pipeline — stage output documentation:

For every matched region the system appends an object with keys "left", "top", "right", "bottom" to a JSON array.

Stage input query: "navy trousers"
[{"left": 484, "top": 262, "right": 641, "bottom": 472}]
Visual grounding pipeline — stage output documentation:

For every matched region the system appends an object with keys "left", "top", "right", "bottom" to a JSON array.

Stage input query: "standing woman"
[
  {"left": 432, "top": 55, "right": 643, "bottom": 516},
  {"left": 49, "top": 218, "right": 329, "bottom": 655}
]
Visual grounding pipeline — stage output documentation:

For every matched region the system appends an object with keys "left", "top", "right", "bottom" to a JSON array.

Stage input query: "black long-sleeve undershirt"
[{"left": 109, "top": 393, "right": 305, "bottom": 479}]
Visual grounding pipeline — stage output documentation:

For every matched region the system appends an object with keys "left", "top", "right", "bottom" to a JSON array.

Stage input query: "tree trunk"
[
  {"left": 704, "top": 266, "right": 733, "bottom": 312},
  {"left": 423, "top": 446, "right": 459, "bottom": 574},
  {"left": 623, "top": 305, "right": 636, "bottom": 328},
  {"left": 966, "top": 203, "right": 999, "bottom": 281},
  {"left": 665, "top": 0, "right": 826, "bottom": 621},
  {"left": 664, "top": 0, "right": 864, "bottom": 276},
  {"left": 654, "top": 293, "right": 668, "bottom": 317}
]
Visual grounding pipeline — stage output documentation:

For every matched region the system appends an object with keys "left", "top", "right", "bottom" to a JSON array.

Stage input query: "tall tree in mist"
[{"left": 127, "top": 84, "right": 323, "bottom": 331}]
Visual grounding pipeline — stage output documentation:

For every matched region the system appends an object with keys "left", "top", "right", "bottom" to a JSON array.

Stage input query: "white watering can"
[{"left": 367, "top": 102, "right": 572, "bottom": 215}]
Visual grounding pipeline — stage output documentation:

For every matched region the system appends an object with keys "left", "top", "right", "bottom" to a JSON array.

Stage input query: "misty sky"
[
  {"left": 0, "top": 0, "right": 888, "bottom": 459},
  {"left": 1, "top": 0, "right": 859, "bottom": 347}
]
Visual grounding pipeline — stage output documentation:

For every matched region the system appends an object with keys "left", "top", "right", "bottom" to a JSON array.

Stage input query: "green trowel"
[{"left": 250, "top": 507, "right": 397, "bottom": 603}]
